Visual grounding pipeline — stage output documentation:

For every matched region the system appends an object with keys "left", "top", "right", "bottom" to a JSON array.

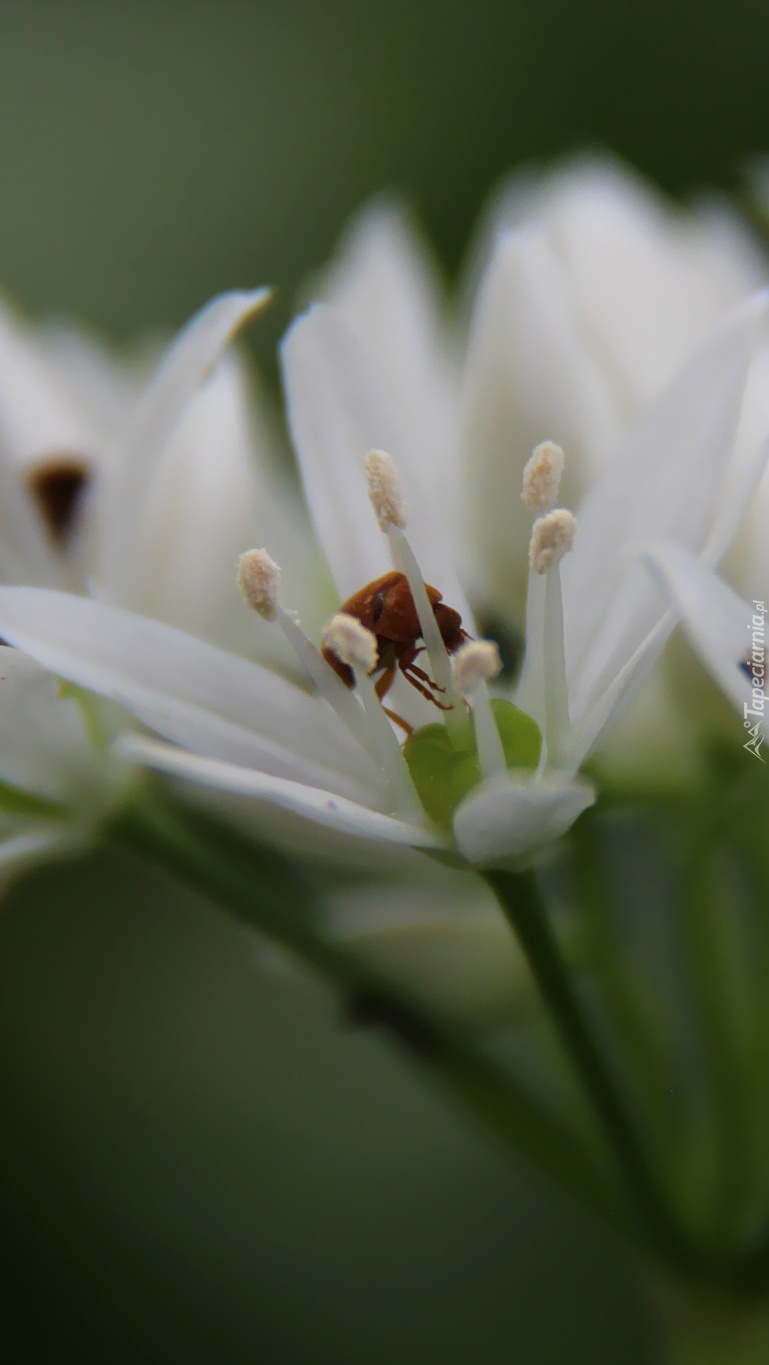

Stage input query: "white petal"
[
  {"left": 0, "top": 294, "right": 101, "bottom": 470},
  {"left": 639, "top": 542, "right": 760, "bottom": 714},
  {"left": 0, "top": 453, "right": 60, "bottom": 585},
  {"left": 123, "top": 349, "right": 327, "bottom": 664},
  {"left": 564, "top": 292, "right": 768, "bottom": 714},
  {"left": 119, "top": 733, "right": 445, "bottom": 850},
  {"left": 0, "top": 589, "right": 381, "bottom": 798},
  {"left": 541, "top": 161, "right": 759, "bottom": 403},
  {"left": 319, "top": 199, "right": 458, "bottom": 491},
  {"left": 564, "top": 614, "right": 673, "bottom": 767},
  {"left": 704, "top": 434, "right": 769, "bottom": 569},
  {"left": 98, "top": 288, "right": 271, "bottom": 599},
  {"left": 460, "top": 227, "right": 625, "bottom": 612},
  {"left": 0, "top": 646, "right": 114, "bottom": 804},
  {"left": 39, "top": 320, "right": 144, "bottom": 442},
  {"left": 453, "top": 770, "right": 596, "bottom": 867},
  {"left": 328, "top": 871, "right": 527, "bottom": 1023},
  {"left": 281, "top": 305, "right": 474, "bottom": 627}
]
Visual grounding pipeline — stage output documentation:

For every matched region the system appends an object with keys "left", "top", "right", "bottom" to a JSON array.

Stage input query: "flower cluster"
[{"left": 0, "top": 159, "right": 766, "bottom": 888}]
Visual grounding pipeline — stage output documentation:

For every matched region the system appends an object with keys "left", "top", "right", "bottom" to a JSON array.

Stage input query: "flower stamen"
[
  {"left": 453, "top": 640, "right": 506, "bottom": 780},
  {"left": 238, "top": 548, "right": 374, "bottom": 755},
  {"left": 516, "top": 453, "right": 577, "bottom": 764},
  {"left": 364, "top": 449, "right": 467, "bottom": 741},
  {"left": 323, "top": 612, "right": 423, "bottom": 819},
  {"left": 521, "top": 440, "right": 564, "bottom": 514}
]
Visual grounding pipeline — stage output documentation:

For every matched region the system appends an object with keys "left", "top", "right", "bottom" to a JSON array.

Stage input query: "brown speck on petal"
[{"left": 26, "top": 454, "right": 91, "bottom": 546}]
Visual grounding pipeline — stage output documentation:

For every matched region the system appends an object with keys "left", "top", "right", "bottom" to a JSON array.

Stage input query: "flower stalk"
[
  {"left": 484, "top": 865, "right": 700, "bottom": 1274},
  {"left": 108, "top": 782, "right": 624, "bottom": 1227}
]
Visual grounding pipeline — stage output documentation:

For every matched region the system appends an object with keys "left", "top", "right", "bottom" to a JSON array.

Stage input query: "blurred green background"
[{"left": 2, "top": 0, "right": 769, "bottom": 1359}]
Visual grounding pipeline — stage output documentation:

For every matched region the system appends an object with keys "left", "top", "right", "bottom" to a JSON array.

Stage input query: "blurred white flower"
[
  {"left": 0, "top": 286, "right": 316, "bottom": 870},
  {"left": 457, "top": 159, "right": 769, "bottom": 770}
]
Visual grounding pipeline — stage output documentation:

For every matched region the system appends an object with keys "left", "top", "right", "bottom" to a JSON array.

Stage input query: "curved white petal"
[
  {"left": 461, "top": 227, "right": 625, "bottom": 609},
  {"left": 281, "top": 305, "right": 474, "bottom": 628},
  {"left": 564, "top": 292, "right": 768, "bottom": 714},
  {"left": 0, "top": 589, "right": 381, "bottom": 796},
  {"left": 98, "top": 288, "right": 271, "bottom": 599},
  {"left": 0, "top": 294, "right": 101, "bottom": 471},
  {"left": 0, "top": 646, "right": 115, "bottom": 805},
  {"left": 118, "top": 733, "right": 445, "bottom": 851},
  {"left": 541, "top": 162, "right": 762, "bottom": 404},
  {"left": 319, "top": 199, "right": 457, "bottom": 492},
  {"left": 328, "top": 871, "right": 527, "bottom": 1022},
  {"left": 564, "top": 613, "right": 673, "bottom": 767},
  {"left": 0, "top": 457, "right": 61, "bottom": 586},
  {"left": 122, "top": 349, "right": 326, "bottom": 664},
  {"left": 639, "top": 542, "right": 760, "bottom": 714},
  {"left": 38, "top": 320, "right": 145, "bottom": 451},
  {"left": 453, "top": 770, "right": 596, "bottom": 867}
]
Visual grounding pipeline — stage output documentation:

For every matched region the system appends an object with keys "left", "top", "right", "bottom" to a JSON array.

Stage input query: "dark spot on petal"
[
  {"left": 740, "top": 657, "right": 754, "bottom": 679},
  {"left": 26, "top": 454, "right": 91, "bottom": 546}
]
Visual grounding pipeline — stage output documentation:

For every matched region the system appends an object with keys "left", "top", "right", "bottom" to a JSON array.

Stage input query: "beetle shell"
[{"left": 321, "top": 570, "right": 466, "bottom": 698}]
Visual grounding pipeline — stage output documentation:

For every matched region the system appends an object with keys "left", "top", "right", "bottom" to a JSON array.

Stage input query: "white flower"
[
  {"left": 0, "top": 285, "right": 319, "bottom": 863},
  {"left": 0, "top": 269, "right": 763, "bottom": 868},
  {"left": 458, "top": 158, "right": 769, "bottom": 769}
]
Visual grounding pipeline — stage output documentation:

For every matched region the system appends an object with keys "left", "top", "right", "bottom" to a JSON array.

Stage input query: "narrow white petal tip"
[
  {"left": 365, "top": 449, "right": 408, "bottom": 532},
  {"left": 237, "top": 548, "right": 282, "bottom": 620},
  {"left": 529, "top": 509, "right": 577, "bottom": 575},
  {"left": 322, "top": 612, "right": 378, "bottom": 673},
  {"left": 453, "top": 640, "right": 502, "bottom": 694},
  {"left": 521, "top": 441, "right": 565, "bottom": 512}
]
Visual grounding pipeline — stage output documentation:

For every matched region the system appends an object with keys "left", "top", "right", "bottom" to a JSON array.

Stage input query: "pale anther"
[
  {"left": 322, "top": 613, "right": 378, "bottom": 674},
  {"left": 521, "top": 441, "right": 565, "bottom": 513},
  {"left": 365, "top": 449, "right": 408, "bottom": 531},
  {"left": 529, "top": 509, "right": 577, "bottom": 574},
  {"left": 238, "top": 548, "right": 282, "bottom": 620},
  {"left": 453, "top": 640, "right": 502, "bottom": 694}
]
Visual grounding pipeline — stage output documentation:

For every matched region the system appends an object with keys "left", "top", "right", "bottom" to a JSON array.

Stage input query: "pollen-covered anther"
[
  {"left": 237, "top": 548, "right": 282, "bottom": 620},
  {"left": 365, "top": 449, "right": 408, "bottom": 532},
  {"left": 322, "top": 612, "right": 378, "bottom": 674},
  {"left": 529, "top": 509, "right": 577, "bottom": 575},
  {"left": 453, "top": 640, "right": 502, "bottom": 694},
  {"left": 521, "top": 441, "right": 565, "bottom": 513}
]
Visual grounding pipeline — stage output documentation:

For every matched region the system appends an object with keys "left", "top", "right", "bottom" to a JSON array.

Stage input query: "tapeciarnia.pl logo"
[{"left": 744, "top": 600, "right": 766, "bottom": 762}]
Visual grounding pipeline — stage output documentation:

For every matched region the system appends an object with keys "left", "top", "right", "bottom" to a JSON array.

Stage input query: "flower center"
[
  {"left": 404, "top": 700, "right": 542, "bottom": 830},
  {"left": 236, "top": 440, "right": 575, "bottom": 830}
]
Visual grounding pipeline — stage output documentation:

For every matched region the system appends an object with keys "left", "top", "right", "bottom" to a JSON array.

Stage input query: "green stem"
[
  {"left": 572, "top": 817, "right": 677, "bottom": 1137},
  {"left": 485, "top": 867, "right": 699, "bottom": 1277},
  {"left": 678, "top": 812, "right": 753, "bottom": 1247},
  {"left": 109, "top": 786, "right": 622, "bottom": 1228}
]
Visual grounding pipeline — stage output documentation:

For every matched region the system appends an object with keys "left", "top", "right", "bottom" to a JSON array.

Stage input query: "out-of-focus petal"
[
  {"left": 99, "top": 288, "right": 271, "bottom": 599},
  {"left": 282, "top": 305, "right": 475, "bottom": 627},
  {"left": 118, "top": 734, "right": 445, "bottom": 850},
  {"left": 565, "top": 292, "right": 767, "bottom": 718},
  {"left": 639, "top": 542, "right": 761, "bottom": 715},
  {"left": 461, "top": 228, "right": 624, "bottom": 612},
  {"left": 0, "top": 589, "right": 380, "bottom": 797},
  {"left": 452, "top": 770, "right": 596, "bottom": 867}
]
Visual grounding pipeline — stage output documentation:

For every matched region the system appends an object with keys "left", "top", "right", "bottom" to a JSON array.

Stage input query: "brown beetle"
[{"left": 322, "top": 570, "right": 468, "bottom": 734}]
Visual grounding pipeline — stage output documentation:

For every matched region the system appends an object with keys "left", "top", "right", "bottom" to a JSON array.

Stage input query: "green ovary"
[{"left": 403, "top": 700, "right": 542, "bottom": 830}]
